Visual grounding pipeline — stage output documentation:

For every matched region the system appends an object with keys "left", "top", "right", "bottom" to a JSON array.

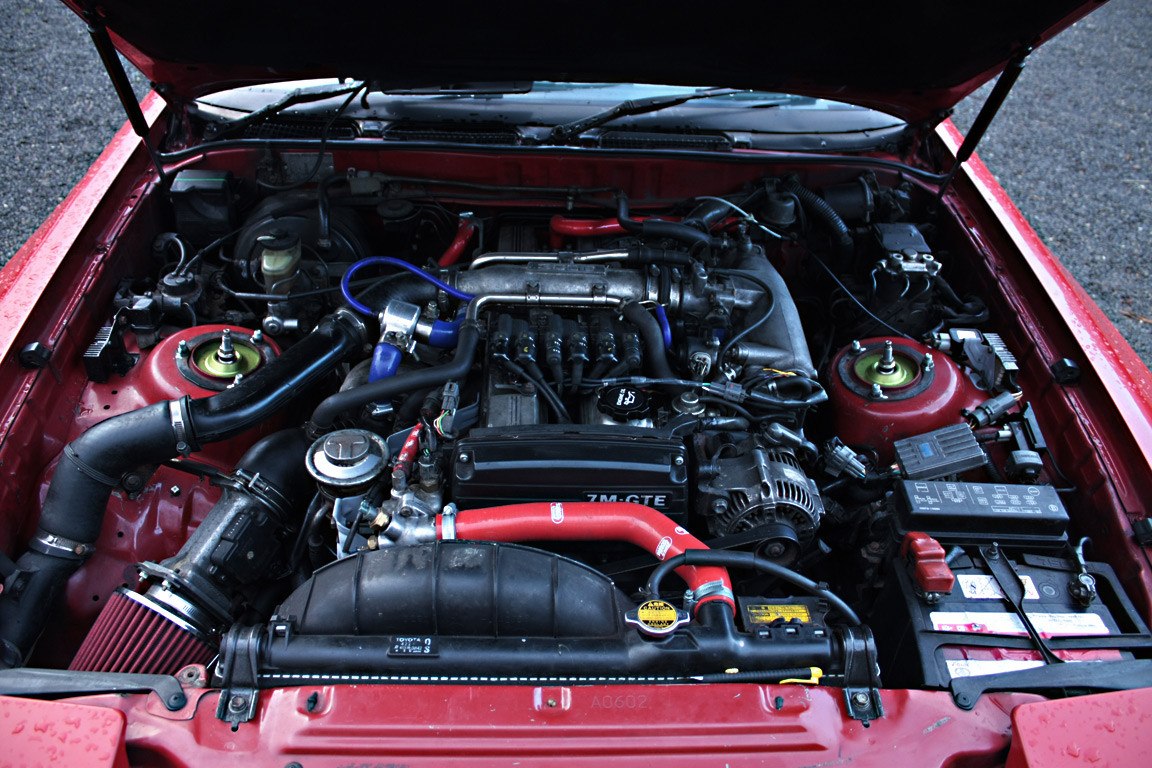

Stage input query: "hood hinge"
[
  {"left": 932, "top": 47, "right": 1032, "bottom": 209},
  {"left": 83, "top": 8, "right": 170, "bottom": 186}
]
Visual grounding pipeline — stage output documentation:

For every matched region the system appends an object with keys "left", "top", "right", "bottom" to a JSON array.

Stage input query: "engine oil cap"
[
  {"left": 597, "top": 385, "right": 650, "bottom": 421},
  {"left": 625, "top": 599, "right": 690, "bottom": 637}
]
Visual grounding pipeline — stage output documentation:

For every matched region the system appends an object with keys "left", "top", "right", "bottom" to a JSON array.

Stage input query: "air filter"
[{"left": 69, "top": 588, "right": 214, "bottom": 675}]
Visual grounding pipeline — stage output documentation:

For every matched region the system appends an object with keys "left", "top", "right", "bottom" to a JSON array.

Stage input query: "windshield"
[{"left": 194, "top": 80, "right": 907, "bottom": 151}]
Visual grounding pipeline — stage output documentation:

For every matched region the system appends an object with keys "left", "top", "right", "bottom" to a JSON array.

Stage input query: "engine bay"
[{"left": 3, "top": 153, "right": 1149, "bottom": 724}]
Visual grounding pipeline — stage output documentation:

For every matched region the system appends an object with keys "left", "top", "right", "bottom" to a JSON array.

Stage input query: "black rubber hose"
[
  {"left": 647, "top": 549, "right": 861, "bottom": 625},
  {"left": 621, "top": 302, "right": 678, "bottom": 382},
  {"left": 0, "top": 311, "right": 367, "bottom": 665},
  {"left": 188, "top": 311, "right": 367, "bottom": 442},
  {"left": 683, "top": 198, "right": 733, "bottom": 232},
  {"left": 782, "top": 178, "right": 853, "bottom": 259},
  {"left": 310, "top": 323, "right": 481, "bottom": 431},
  {"left": 616, "top": 193, "right": 712, "bottom": 251},
  {"left": 625, "top": 247, "right": 695, "bottom": 267},
  {"left": 359, "top": 274, "right": 438, "bottom": 312},
  {"left": 39, "top": 401, "right": 179, "bottom": 542}
]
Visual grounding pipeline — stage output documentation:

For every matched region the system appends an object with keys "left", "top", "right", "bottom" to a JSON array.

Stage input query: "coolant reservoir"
[{"left": 827, "top": 337, "right": 984, "bottom": 462}]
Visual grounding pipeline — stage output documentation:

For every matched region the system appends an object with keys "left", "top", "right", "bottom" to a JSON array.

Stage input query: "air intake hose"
[{"left": 0, "top": 310, "right": 367, "bottom": 666}]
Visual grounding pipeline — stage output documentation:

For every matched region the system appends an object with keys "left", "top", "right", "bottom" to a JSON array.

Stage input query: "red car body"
[{"left": 2, "top": 2, "right": 1151, "bottom": 765}]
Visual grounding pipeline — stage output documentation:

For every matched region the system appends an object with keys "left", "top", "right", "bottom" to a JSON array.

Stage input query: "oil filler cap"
[{"left": 597, "top": 385, "right": 650, "bottom": 421}]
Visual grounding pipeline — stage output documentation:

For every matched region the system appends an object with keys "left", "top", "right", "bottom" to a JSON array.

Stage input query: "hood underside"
[{"left": 73, "top": 0, "right": 1097, "bottom": 124}]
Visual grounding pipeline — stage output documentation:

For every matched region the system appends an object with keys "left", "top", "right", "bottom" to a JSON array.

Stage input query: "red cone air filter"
[{"left": 70, "top": 588, "right": 214, "bottom": 675}]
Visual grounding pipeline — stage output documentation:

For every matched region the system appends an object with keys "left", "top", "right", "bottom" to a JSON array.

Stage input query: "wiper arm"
[
  {"left": 544, "top": 87, "right": 744, "bottom": 145},
  {"left": 208, "top": 82, "right": 364, "bottom": 139},
  {"left": 0, "top": 667, "right": 188, "bottom": 711}
]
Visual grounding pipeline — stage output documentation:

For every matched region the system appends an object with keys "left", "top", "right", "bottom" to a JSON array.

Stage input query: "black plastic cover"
[
  {"left": 170, "top": 169, "right": 235, "bottom": 248},
  {"left": 896, "top": 480, "right": 1068, "bottom": 545},
  {"left": 278, "top": 541, "right": 627, "bottom": 638},
  {"left": 452, "top": 427, "right": 689, "bottom": 520}
]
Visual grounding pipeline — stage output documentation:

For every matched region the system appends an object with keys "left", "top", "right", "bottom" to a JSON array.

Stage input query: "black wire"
[
  {"left": 500, "top": 357, "right": 571, "bottom": 423},
  {"left": 711, "top": 268, "right": 777, "bottom": 366},
  {"left": 258, "top": 84, "right": 366, "bottom": 191},
  {"left": 698, "top": 395, "right": 757, "bottom": 421},
  {"left": 809, "top": 256, "right": 913, "bottom": 340}
]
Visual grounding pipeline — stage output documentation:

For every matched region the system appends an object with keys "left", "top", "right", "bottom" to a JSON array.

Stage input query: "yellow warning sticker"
[
  {"left": 635, "top": 600, "right": 679, "bottom": 631},
  {"left": 747, "top": 604, "right": 811, "bottom": 624}
]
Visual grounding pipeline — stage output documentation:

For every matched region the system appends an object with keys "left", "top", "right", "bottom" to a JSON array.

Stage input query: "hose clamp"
[
  {"left": 685, "top": 580, "right": 735, "bottom": 613},
  {"left": 169, "top": 398, "right": 195, "bottom": 456},
  {"left": 440, "top": 503, "right": 457, "bottom": 540},
  {"left": 28, "top": 528, "right": 94, "bottom": 561}
]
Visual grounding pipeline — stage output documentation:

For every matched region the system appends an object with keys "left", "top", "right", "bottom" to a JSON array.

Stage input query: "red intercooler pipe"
[{"left": 438, "top": 502, "right": 734, "bottom": 613}]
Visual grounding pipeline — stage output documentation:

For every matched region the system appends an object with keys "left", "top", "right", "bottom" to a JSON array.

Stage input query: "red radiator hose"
[
  {"left": 438, "top": 217, "right": 476, "bottom": 267},
  {"left": 438, "top": 502, "right": 734, "bottom": 613}
]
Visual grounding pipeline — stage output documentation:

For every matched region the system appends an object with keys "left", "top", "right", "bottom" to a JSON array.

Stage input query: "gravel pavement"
[{"left": 3, "top": 0, "right": 1149, "bottom": 367}]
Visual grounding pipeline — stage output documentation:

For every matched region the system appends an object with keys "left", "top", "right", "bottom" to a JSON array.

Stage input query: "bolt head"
[{"left": 852, "top": 692, "right": 870, "bottom": 707}]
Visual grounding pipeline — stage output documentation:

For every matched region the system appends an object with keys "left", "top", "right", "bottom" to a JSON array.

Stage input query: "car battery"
[{"left": 875, "top": 542, "right": 1151, "bottom": 689}]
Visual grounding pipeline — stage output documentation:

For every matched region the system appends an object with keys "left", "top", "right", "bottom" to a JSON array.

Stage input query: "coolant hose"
[
  {"left": 439, "top": 502, "right": 735, "bottom": 613},
  {"left": 437, "top": 217, "right": 476, "bottom": 267},
  {"left": 782, "top": 178, "right": 853, "bottom": 259},
  {"left": 310, "top": 323, "right": 481, "bottom": 432},
  {"left": 0, "top": 310, "right": 367, "bottom": 665}
]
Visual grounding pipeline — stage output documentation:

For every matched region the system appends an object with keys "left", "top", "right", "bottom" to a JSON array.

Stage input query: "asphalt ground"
[{"left": 3, "top": 0, "right": 1150, "bottom": 367}]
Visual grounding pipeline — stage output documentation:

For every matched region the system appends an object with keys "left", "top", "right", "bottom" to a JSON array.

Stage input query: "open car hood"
[{"left": 72, "top": 0, "right": 1097, "bottom": 124}]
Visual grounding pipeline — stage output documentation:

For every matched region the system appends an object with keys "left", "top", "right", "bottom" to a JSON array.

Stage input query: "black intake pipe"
[
  {"left": 309, "top": 322, "right": 481, "bottom": 432},
  {"left": 616, "top": 192, "right": 713, "bottom": 252},
  {"left": 0, "top": 310, "right": 367, "bottom": 665}
]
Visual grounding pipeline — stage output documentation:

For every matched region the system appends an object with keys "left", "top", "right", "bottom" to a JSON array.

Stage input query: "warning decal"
[
  {"left": 957, "top": 574, "right": 1040, "bottom": 601},
  {"left": 747, "top": 604, "right": 812, "bottom": 624},
  {"left": 930, "top": 610, "right": 1109, "bottom": 637},
  {"left": 635, "top": 600, "right": 679, "bottom": 631}
]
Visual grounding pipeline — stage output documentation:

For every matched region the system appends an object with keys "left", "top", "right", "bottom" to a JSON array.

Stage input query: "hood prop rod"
[
  {"left": 83, "top": 11, "right": 169, "bottom": 186},
  {"left": 932, "top": 47, "right": 1031, "bottom": 210}
]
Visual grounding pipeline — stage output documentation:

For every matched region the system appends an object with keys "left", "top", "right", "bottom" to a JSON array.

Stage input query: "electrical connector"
[{"left": 824, "top": 438, "right": 867, "bottom": 479}]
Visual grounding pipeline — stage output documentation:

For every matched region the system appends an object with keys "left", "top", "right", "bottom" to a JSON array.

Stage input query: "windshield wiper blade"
[
  {"left": 544, "top": 87, "right": 744, "bottom": 145},
  {"left": 209, "top": 82, "right": 364, "bottom": 139}
]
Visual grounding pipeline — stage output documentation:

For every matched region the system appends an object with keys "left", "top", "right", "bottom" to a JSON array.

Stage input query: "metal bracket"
[
  {"left": 980, "top": 544, "right": 1062, "bottom": 665},
  {"left": 0, "top": 667, "right": 186, "bottom": 711},
  {"left": 951, "top": 659, "right": 1152, "bottom": 711},
  {"left": 839, "top": 625, "right": 883, "bottom": 722},
  {"left": 215, "top": 625, "right": 263, "bottom": 729}
]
